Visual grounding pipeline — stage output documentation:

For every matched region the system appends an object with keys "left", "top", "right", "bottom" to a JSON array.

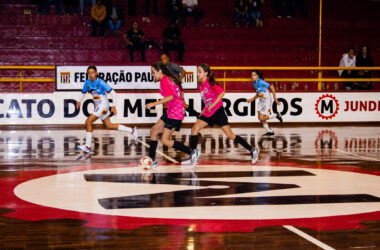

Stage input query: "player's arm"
[
  {"left": 76, "top": 83, "right": 88, "bottom": 109},
  {"left": 107, "top": 89, "right": 118, "bottom": 115},
  {"left": 208, "top": 91, "right": 225, "bottom": 112},
  {"left": 145, "top": 96, "right": 174, "bottom": 109},
  {"left": 246, "top": 93, "right": 258, "bottom": 103},
  {"left": 269, "top": 85, "right": 280, "bottom": 105}
]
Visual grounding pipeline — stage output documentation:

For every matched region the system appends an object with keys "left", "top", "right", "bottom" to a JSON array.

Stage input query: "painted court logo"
[
  {"left": 60, "top": 72, "right": 71, "bottom": 84},
  {"left": 315, "top": 94, "right": 339, "bottom": 120},
  {"left": 3, "top": 163, "right": 380, "bottom": 232}
]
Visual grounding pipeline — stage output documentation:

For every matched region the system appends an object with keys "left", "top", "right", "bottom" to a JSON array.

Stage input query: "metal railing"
[
  {"left": 211, "top": 66, "right": 380, "bottom": 91},
  {"left": 1, "top": 65, "right": 380, "bottom": 92}
]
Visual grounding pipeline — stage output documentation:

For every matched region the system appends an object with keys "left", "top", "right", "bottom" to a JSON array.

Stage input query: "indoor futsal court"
[
  {"left": 0, "top": 125, "right": 380, "bottom": 249},
  {"left": 1, "top": 0, "right": 380, "bottom": 249}
]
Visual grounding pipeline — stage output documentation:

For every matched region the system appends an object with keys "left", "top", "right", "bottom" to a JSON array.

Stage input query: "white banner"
[
  {"left": 0, "top": 92, "right": 379, "bottom": 125},
  {"left": 56, "top": 65, "right": 197, "bottom": 90}
]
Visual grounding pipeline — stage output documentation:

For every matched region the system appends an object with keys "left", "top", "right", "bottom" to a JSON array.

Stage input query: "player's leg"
[
  {"left": 78, "top": 114, "right": 99, "bottom": 153},
  {"left": 221, "top": 125, "right": 259, "bottom": 164},
  {"left": 161, "top": 127, "right": 191, "bottom": 155},
  {"left": 149, "top": 119, "right": 165, "bottom": 165},
  {"left": 102, "top": 117, "right": 138, "bottom": 141}
]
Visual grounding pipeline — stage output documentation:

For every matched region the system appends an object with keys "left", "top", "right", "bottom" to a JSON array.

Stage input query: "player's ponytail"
[
  {"left": 87, "top": 65, "right": 107, "bottom": 82},
  {"left": 251, "top": 70, "right": 264, "bottom": 80},
  {"left": 199, "top": 63, "right": 219, "bottom": 86},
  {"left": 151, "top": 62, "right": 183, "bottom": 90}
]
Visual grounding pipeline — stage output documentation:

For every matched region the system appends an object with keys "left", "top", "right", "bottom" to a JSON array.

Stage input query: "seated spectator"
[
  {"left": 234, "top": 0, "right": 249, "bottom": 26},
  {"left": 182, "top": 0, "right": 199, "bottom": 26},
  {"left": 63, "top": 0, "right": 79, "bottom": 15},
  {"left": 247, "top": 0, "right": 264, "bottom": 27},
  {"left": 80, "top": 0, "right": 95, "bottom": 15},
  {"left": 338, "top": 47, "right": 356, "bottom": 90},
  {"left": 107, "top": 0, "right": 124, "bottom": 36},
  {"left": 165, "top": 0, "right": 182, "bottom": 24},
  {"left": 162, "top": 20, "right": 185, "bottom": 62},
  {"left": 356, "top": 45, "right": 375, "bottom": 90},
  {"left": 123, "top": 21, "right": 146, "bottom": 62},
  {"left": 91, "top": 0, "right": 107, "bottom": 36}
]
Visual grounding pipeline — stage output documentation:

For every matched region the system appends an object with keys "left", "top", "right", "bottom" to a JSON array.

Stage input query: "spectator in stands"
[
  {"left": 247, "top": 0, "right": 264, "bottom": 27},
  {"left": 63, "top": 0, "right": 79, "bottom": 14},
  {"left": 123, "top": 21, "right": 146, "bottom": 62},
  {"left": 31, "top": 0, "right": 45, "bottom": 14},
  {"left": 128, "top": 0, "right": 137, "bottom": 16},
  {"left": 165, "top": 0, "right": 182, "bottom": 24},
  {"left": 234, "top": 0, "right": 249, "bottom": 26},
  {"left": 80, "top": 0, "right": 95, "bottom": 15},
  {"left": 182, "top": 0, "right": 199, "bottom": 26},
  {"left": 106, "top": 0, "right": 124, "bottom": 36},
  {"left": 145, "top": 0, "right": 158, "bottom": 16},
  {"left": 355, "top": 45, "right": 375, "bottom": 90},
  {"left": 160, "top": 53, "right": 186, "bottom": 80},
  {"left": 91, "top": 0, "right": 107, "bottom": 36},
  {"left": 338, "top": 47, "right": 356, "bottom": 90},
  {"left": 45, "top": 0, "right": 62, "bottom": 14},
  {"left": 162, "top": 20, "right": 185, "bottom": 62}
]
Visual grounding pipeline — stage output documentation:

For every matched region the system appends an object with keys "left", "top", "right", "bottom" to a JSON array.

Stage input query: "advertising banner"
[
  {"left": 1, "top": 92, "right": 379, "bottom": 125},
  {"left": 56, "top": 66, "right": 197, "bottom": 90}
]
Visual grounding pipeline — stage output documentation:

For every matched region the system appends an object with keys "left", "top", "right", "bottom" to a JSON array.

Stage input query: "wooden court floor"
[{"left": 0, "top": 125, "right": 380, "bottom": 249}]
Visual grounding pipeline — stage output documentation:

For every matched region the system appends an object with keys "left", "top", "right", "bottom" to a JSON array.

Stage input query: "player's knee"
[
  {"left": 160, "top": 137, "right": 171, "bottom": 146},
  {"left": 191, "top": 126, "right": 199, "bottom": 135}
]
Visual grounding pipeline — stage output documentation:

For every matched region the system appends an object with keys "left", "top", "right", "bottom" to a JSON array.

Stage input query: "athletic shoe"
[
  {"left": 250, "top": 148, "right": 259, "bottom": 164},
  {"left": 276, "top": 112, "right": 283, "bottom": 123},
  {"left": 263, "top": 132, "right": 275, "bottom": 137},
  {"left": 190, "top": 149, "right": 200, "bottom": 168},
  {"left": 77, "top": 145, "right": 91, "bottom": 153},
  {"left": 132, "top": 126, "right": 139, "bottom": 142},
  {"left": 152, "top": 160, "right": 158, "bottom": 168},
  {"left": 181, "top": 158, "right": 192, "bottom": 165}
]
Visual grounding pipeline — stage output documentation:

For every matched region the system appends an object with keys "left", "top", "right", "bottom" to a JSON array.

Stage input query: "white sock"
[
  {"left": 85, "top": 132, "right": 92, "bottom": 148},
  {"left": 263, "top": 124, "right": 273, "bottom": 133},
  {"left": 118, "top": 124, "right": 133, "bottom": 134},
  {"left": 269, "top": 113, "right": 277, "bottom": 119}
]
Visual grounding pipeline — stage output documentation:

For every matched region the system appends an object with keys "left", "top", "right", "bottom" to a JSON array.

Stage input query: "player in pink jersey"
[
  {"left": 145, "top": 62, "right": 198, "bottom": 167},
  {"left": 183, "top": 63, "right": 259, "bottom": 165}
]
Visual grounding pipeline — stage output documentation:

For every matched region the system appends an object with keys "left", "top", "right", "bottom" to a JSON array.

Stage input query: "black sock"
[
  {"left": 190, "top": 135, "right": 198, "bottom": 150},
  {"left": 149, "top": 140, "right": 158, "bottom": 160},
  {"left": 173, "top": 141, "right": 192, "bottom": 155},
  {"left": 234, "top": 135, "right": 252, "bottom": 151}
]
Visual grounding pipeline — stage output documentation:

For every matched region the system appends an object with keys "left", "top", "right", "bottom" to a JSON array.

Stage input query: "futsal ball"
[{"left": 139, "top": 156, "right": 153, "bottom": 170}]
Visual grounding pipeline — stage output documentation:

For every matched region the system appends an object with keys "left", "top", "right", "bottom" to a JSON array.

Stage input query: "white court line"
[
  {"left": 127, "top": 134, "right": 179, "bottom": 164},
  {"left": 283, "top": 225, "right": 335, "bottom": 250},
  {"left": 333, "top": 149, "right": 380, "bottom": 162}
]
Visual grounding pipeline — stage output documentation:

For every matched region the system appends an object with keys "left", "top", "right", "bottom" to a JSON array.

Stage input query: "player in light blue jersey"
[
  {"left": 76, "top": 65, "right": 138, "bottom": 154},
  {"left": 246, "top": 70, "right": 282, "bottom": 137}
]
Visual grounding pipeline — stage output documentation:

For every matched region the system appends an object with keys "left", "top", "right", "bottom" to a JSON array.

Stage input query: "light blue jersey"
[
  {"left": 81, "top": 78, "right": 112, "bottom": 95},
  {"left": 252, "top": 78, "right": 271, "bottom": 93}
]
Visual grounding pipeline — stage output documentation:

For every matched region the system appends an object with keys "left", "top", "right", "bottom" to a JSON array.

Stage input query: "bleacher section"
[{"left": 0, "top": 0, "right": 379, "bottom": 92}]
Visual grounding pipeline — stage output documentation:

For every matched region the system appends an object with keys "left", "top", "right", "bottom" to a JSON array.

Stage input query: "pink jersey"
[
  {"left": 199, "top": 78, "right": 224, "bottom": 117},
  {"left": 160, "top": 75, "right": 185, "bottom": 120}
]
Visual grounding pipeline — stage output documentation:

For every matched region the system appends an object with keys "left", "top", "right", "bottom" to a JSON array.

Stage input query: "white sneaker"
[
  {"left": 77, "top": 145, "right": 91, "bottom": 154},
  {"left": 190, "top": 149, "right": 200, "bottom": 168},
  {"left": 250, "top": 148, "right": 259, "bottom": 164},
  {"left": 181, "top": 158, "right": 192, "bottom": 165},
  {"left": 132, "top": 126, "right": 139, "bottom": 142}
]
